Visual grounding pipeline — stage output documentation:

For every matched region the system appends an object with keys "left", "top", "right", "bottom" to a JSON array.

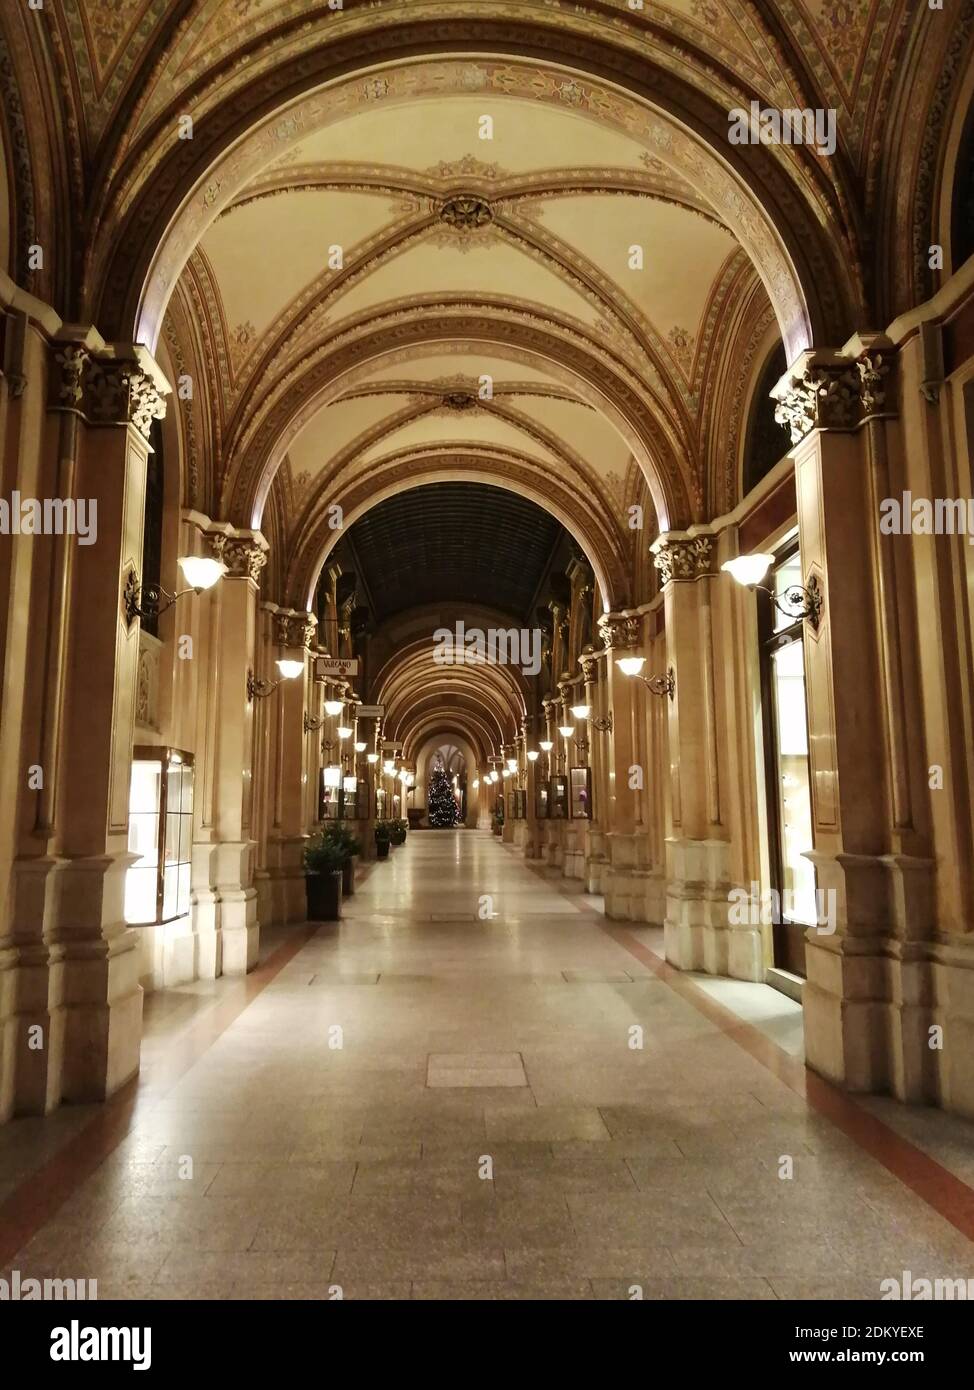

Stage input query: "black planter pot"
[
  {"left": 375, "top": 839, "right": 390, "bottom": 860},
  {"left": 306, "top": 869, "right": 342, "bottom": 921},
  {"left": 342, "top": 857, "right": 355, "bottom": 896}
]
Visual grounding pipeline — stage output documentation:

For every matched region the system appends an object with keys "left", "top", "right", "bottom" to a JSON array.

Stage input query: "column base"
[
  {"left": 663, "top": 837, "right": 763, "bottom": 981},
  {"left": 219, "top": 890, "right": 259, "bottom": 975},
  {"left": 603, "top": 831, "right": 663, "bottom": 923},
  {"left": 561, "top": 823, "right": 586, "bottom": 880}
]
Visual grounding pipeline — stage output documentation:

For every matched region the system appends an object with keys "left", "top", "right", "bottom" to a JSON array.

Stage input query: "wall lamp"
[
  {"left": 248, "top": 658, "right": 303, "bottom": 701},
  {"left": 539, "top": 740, "right": 553, "bottom": 754},
  {"left": 367, "top": 752, "right": 379, "bottom": 765},
  {"left": 123, "top": 556, "right": 226, "bottom": 627},
  {"left": 527, "top": 750, "right": 539, "bottom": 763},
  {"left": 571, "top": 702, "right": 613, "bottom": 734},
  {"left": 616, "top": 656, "right": 675, "bottom": 700},
  {"left": 304, "top": 711, "right": 324, "bottom": 732},
  {"left": 721, "top": 553, "right": 823, "bottom": 631},
  {"left": 323, "top": 699, "right": 344, "bottom": 717}
]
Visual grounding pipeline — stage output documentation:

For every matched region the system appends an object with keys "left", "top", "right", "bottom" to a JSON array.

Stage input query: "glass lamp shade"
[
  {"left": 527, "top": 750, "right": 539, "bottom": 762},
  {"left": 721, "top": 553, "right": 774, "bottom": 588},
  {"left": 323, "top": 700, "right": 344, "bottom": 716},
  {"left": 616, "top": 656, "right": 646, "bottom": 677},
  {"left": 472, "top": 779, "right": 480, "bottom": 789},
  {"left": 502, "top": 769, "right": 511, "bottom": 779},
  {"left": 337, "top": 726, "right": 352, "bottom": 739},
  {"left": 506, "top": 758, "right": 518, "bottom": 771},
  {"left": 558, "top": 725, "right": 575, "bottom": 738},
  {"left": 177, "top": 555, "right": 226, "bottom": 591},
  {"left": 383, "top": 761, "right": 396, "bottom": 774},
  {"left": 570, "top": 704, "right": 590, "bottom": 720},
  {"left": 366, "top": 753, "right": 379, "bottom": 764},
  {"left": 539, "top": 740, "right": 553, "bottom": 753},
  {"left": 354, "top": 742, "right": 366, "bottom": 753},
  {"left": 275, "top": 658, "right": 304, "bottom": 680}
]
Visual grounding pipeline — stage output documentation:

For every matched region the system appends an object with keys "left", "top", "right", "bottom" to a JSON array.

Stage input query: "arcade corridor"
[{"left": 2, "top": 832, "right": 972, "bottom": 1302}]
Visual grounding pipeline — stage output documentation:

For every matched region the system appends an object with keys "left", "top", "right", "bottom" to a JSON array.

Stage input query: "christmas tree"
[{"left": 427, "top": 761, "right": 459, "bottom": 828}]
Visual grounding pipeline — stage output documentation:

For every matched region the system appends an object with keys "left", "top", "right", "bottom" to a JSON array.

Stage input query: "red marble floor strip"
[{"left": 0, "top": 922, "right": 320, "bottom": 1268}]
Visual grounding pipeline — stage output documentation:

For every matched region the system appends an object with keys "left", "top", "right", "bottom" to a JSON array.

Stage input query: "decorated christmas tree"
[{"left": 427, "top": 761, "right": 459, "bottom": 828}]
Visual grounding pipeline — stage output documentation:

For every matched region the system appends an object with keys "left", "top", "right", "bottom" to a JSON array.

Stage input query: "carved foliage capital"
[
  {"left": 273, "top": 609, "right": 317, "bottom": 649},
  {"left": 653, "top": 536, "right": 714, "bottom": 586},
  {"left": 772, "top": 350, "right": 895, "bottom": 445},
  {"left": 598, "top": 612, "right": 640, "bottom": 650},
  {"left": 210, "top": 533, "right": 267, "bottom": 582},
  {"left": 51, "top": 345, "right": 168, "bottom": 439}
]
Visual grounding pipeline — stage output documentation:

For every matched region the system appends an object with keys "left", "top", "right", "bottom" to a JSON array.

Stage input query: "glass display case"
[
  {"left": 570, "top": 766, "right": 592, "bottom": 819},
  {"left": 550, "top": 775, "right": 568, "bottom": 818}
]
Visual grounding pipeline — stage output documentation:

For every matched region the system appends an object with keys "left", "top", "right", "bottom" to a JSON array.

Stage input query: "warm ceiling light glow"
[
  {"left": 472, "top": 778, "right": 480, "bottom": 788},
  {"left": 366, "top": 752, "right": 379, "bottom": 764},
  {"left": 570, "top": 704, "right": 590, "bottom": 720},
  {"left": 276, "top": 659, "right": 304, "bottom": 680},
  {"left": 337, "top": 726, "right": 352, "bottom": 739},
  {"left": 383, "top": 760, "right": 396, "bottom": 774},
  {"left": 616, "top": 656, "right": 646, "bottom": 677},
  {"left": 323, "top": 765, "right": 341, "bottom": 788},
  {"left": 539, "top": 740, "right": 553, "bottom": 753},
  {"left": 506, "top": 758, "right": 517, "bottom": 771},
  {"left": 558, "top": 724, "right": 574, "bottom": 738},
  {"left": 324, "top": 700, "right": 344, "bottom": 716},
  {"left": 177, "top": 555, "right": 226, "bottom": 591},
  {"left": 721, "top": 553, "right": 774, "bottom": 588},
  {"left": 502, "top": 768, "right": 511, "bottom": 778},
  {"left": 354, "top": 741, "right": 366, "bottom": 753},
  {"left": 489, "top": 771, "right": 498, "bottom": 783},
  {"left": 527, "top": 750, "right": 539, "bottom": 762}
]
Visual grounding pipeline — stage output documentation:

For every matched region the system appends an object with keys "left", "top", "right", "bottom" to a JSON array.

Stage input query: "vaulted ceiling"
[{"left": 338, "top": 482, "right": 565, "bottom": 624}]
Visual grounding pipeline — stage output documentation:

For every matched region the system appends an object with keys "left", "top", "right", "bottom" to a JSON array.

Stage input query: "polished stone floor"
[{"left": 1, "top": 830, "right": 973, "bottom": 1300}]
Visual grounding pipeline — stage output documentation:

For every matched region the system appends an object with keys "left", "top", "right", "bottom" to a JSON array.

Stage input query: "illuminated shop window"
[{"left": 124, "top": 748, "right": 194, "bottom": 926}]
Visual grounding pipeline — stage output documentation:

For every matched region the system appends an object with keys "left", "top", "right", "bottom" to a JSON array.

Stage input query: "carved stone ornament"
[
  {"left": 772, "top": 350, "right": 894, "bottom": 445},
  {"left": 598, "top": 612, "right": 640, "bottom": 651},
  {"left": 653, "top": 536, "right": 715, "bottom": 586},
  {"left": 579, "top": 651, "right": 601, "bottom": 684},
  {"left": 51, "top": 346, "right": 166, "bottom": 438},
  {"left": 443, "top": 391, "right": 477, "bottom": 411},
  {"left": 439, "top": 193, "right": 493, "bottom": 231},
  {"left": 273, "top": 609, "right": 317, "bottom": 649},
  {"left": 209, "top": 534, "right": 267, "bottom": 582}
]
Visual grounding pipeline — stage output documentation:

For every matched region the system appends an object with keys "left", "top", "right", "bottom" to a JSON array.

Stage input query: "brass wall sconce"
[
  {"left": 616, "top": 657, "right": 675, "bottom": 700},
  {"left": 247, "top": 659, "right": 303, "bottom": 701},
  {"left": 303, "top": 711, "right": 324, "bottom": 732},
  {"left": 123, "top": 556, "right": 226, "bottom": 627},
  {"left": 721, "top": 553, "right": 824, "bottom": 631}
]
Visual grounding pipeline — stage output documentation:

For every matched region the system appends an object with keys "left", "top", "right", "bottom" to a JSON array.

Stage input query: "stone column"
[
  {"left": 580, "top": 650, "right": 608, "bottom": 893},
  {"left": 207, "top": 530, "right": 268, "bottom": 974},
  {"left": 44, "top": 345, "right": 169, "bottom": 1102},
  {"left": 261, "top": 606, "right": 316, "bottom": 925},
  {"left": 597, "top": 612, "right": 646, "bottom": 920},
  {"left": 651, "top": 536, "right": 755, "bottom": 976},
  {"left": 773, "top": 341, "right": 937, "bottom": 1097}
]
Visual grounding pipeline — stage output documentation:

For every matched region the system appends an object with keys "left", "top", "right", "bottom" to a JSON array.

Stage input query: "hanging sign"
[
  {"left": 356, "top": 704, "right": 384, "bottom": 718},
  {"left": 315, "top": 657, "right": 359, "bottom": 679}
]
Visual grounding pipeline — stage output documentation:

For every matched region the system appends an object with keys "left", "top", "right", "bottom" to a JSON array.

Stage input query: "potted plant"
[
  {"left": 391, "top": 818, "right": 407, "bottom": 846},
  {"left": 303, "top": 835, "right": 345, "bottom": 921},
  {"left": 323, "top": 821, "right": 361, "bottom": 896},
  {"left": 374, "top": 819, "right": 391, "bottom": 860},
  {"left": 491, "top": 809, "right": 504, "bottom": 836}
]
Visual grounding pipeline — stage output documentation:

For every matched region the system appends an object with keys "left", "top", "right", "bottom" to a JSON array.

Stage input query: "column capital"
[
  {"left": 579, "top": 648, "right": 601, "bottom": 683},
  {"left": 598, "top": 611, "right": 641, "bottom": 650},
  {"left": 271, "top": 608, "right": 317, "bottom": 649},
  {"left": 49, "top": 340, "right": 170, "bottom": 438},
  {"left": 651, "top": 535, "right": 715, "bottom": 587},
  {"left": 210, "top": 531, "right": 268, "bottom": 582},
  {"left": 772, "top": 340, "right": 896, "bottom": 445}
]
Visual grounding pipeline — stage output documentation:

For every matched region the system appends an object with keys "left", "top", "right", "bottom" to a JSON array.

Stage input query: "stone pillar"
[
  {"left": 261, "top": 606, "right": 316, "bottom": 925},
  {"left": 773, "top": 342, "right": 937, "bottom": 1097},
  {"left": 207, "top": 530, "right": 268, "bottom": 974},
  {"left": 597, "top": 612, "right": 647, "bottom": 920},
  {"left": 580, "top": 650, "right": 607, "bottom": 893},
  {"left": 44, "top": 344, "right": 169, "bottom": 1102},
  {"left": 652, "top": 537, "right": 756, "bottom": 977}
]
